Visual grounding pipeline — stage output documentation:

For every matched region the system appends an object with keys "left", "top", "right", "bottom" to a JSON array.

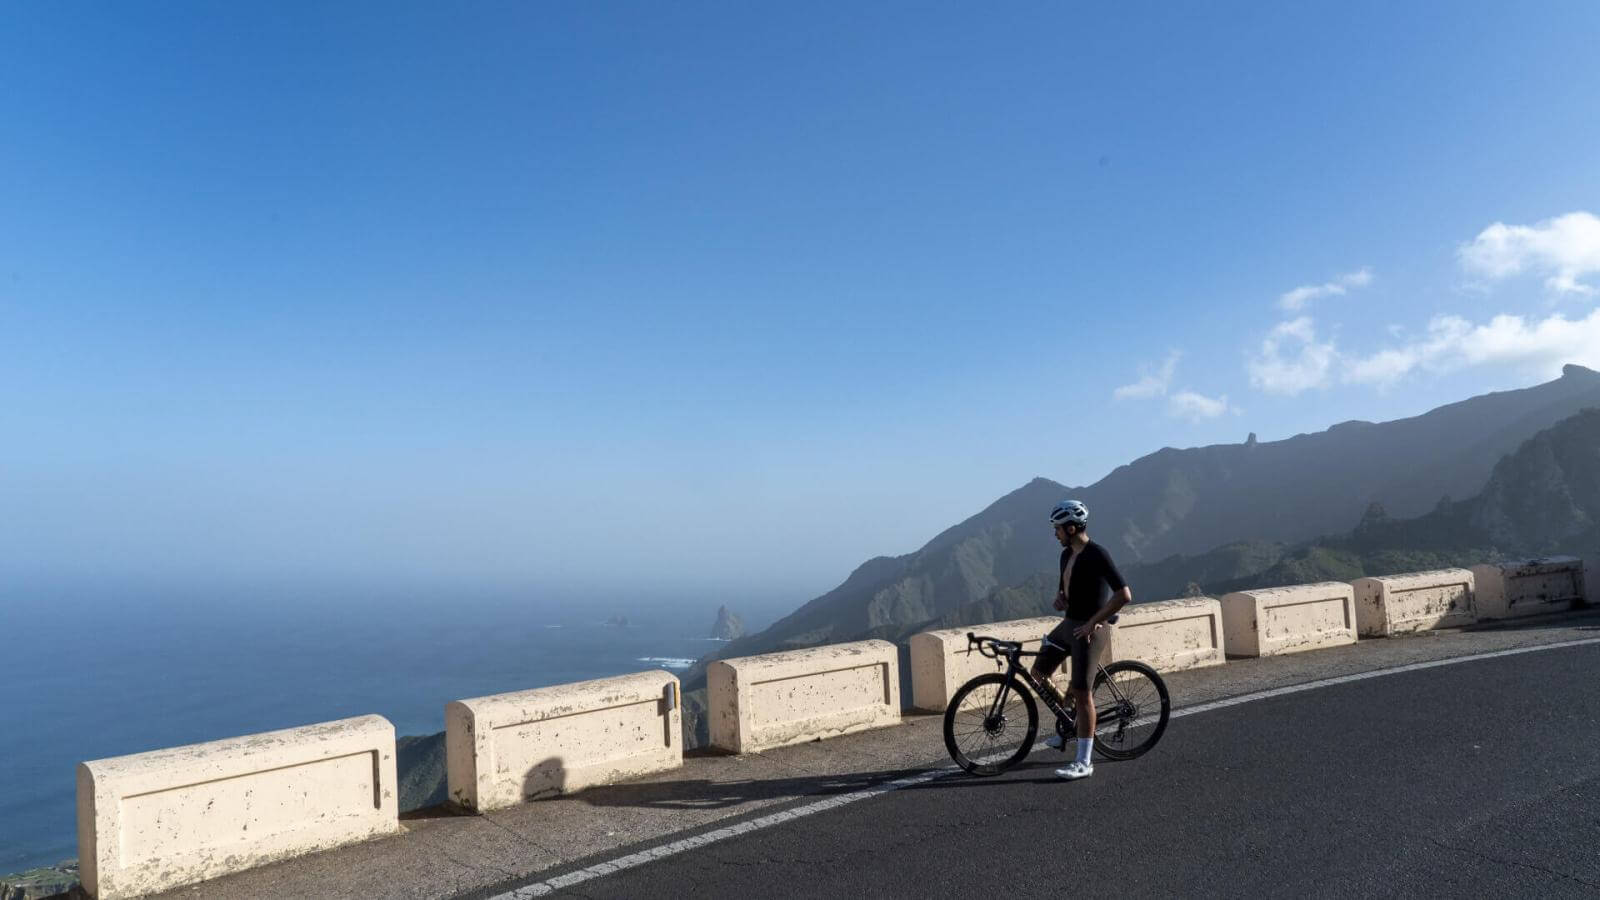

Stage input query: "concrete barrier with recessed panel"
[
  {"left": 908, "top": 617, "right": 1064, "bottom": 711},
  {"left": 1350, "top": 568, "right": 1476, "bottom": 637},
  {"left": 446, "top": 669, "right": 682, "bottom": 812},
  {"left": 77, "top": 715, "right": 398, "bottom": 900},
  {"left": 1220, "top": 582, "right": 1357, "bottom": 657},
  {"left": 1106, "top": 596, "right": 1226, "bottom": 671},
  {"left": 1471, "top": 557, "right": 1587, "bottom": 620},
  {"left": 709, "top": 640, "right": 900, "bottom": 754}
]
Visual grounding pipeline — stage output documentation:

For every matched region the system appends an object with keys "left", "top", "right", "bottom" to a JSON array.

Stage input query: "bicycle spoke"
[
  {"left": 1087, "top": 663, "right": 1168, "bottom": 759},
  {"left": 945, "top": 674, "right": 1038, "bottom": 775}
]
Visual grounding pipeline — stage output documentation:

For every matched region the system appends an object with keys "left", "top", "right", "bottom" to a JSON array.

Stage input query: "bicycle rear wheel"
[
  {"left": 1091, "top": 660, "right": 1169, "bottom": 760},
  {"left": 943, "top": 672, "right": 1037, "bottom": 776}
]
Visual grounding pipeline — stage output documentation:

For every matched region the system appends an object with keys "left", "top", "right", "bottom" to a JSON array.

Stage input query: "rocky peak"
[{"left": 710, "top": 605, "right": 744, "bottom": 640}]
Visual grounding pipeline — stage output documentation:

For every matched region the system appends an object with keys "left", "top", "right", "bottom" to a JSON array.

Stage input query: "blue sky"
[{"left": 4, "top": 2, "right": 1599, "bottom": 605}]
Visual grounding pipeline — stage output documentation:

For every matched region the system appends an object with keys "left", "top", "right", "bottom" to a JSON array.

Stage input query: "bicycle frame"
[{"left": 980, "top": 644, "right": 1135, "bottom": 732}]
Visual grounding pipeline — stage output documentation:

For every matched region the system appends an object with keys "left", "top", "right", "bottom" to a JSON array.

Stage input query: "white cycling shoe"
[
  {"left": 1044, "top": 733, "right": 1067, "bottom": 750},
  {"left": 1055, "top": 761, "right": 1094, "bottom": 780}
]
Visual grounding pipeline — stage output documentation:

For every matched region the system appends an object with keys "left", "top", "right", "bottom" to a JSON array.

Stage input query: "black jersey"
[{"left": 1058, "top": 540, "right": 1128, "bottom": 621}]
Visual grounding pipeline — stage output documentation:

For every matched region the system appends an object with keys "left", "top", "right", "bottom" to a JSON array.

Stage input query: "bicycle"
[{"left": 942, "top": 625, "right": 1170, "bottom": 775}]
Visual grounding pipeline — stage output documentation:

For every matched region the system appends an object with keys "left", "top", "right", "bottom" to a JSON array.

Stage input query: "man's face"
[{"left": 1054, "top": 524, "right": 1068, "bottom": 546}]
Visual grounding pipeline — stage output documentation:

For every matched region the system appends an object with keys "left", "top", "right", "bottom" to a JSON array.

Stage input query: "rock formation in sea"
[{"left": 710, "top": 605, "right": 744, "bottom": 640}]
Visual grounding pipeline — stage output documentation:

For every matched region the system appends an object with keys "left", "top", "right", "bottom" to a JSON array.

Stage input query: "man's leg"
[
  {"left": 1057, "top": 626, "right": 1097, "bottom": 779},
  {"left": 1069, "top": 643, "right": 1095, "bottom": 761},
  {"left": 1073, "top": 686, "right": 1095, "bottom": 739},
  {"left": 1036, "top": 621, "right": 1078, "bottom": 750},
  {"left": 1033, "top": 620, "right": 1074, "bottom": 686},
  {"left": 1073, "top": 622, "right": 1106, "bottom": 740}
]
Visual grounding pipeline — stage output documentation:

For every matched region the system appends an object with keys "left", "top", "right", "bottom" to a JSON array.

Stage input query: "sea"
[{"left": 0, "top": 582, "right": 783, "bottom": 874}]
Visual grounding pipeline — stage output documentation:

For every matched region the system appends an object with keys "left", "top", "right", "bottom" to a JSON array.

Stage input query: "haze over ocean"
[
  {"left": 5, "top": 3, "right": 1600, "bottom": 606},
  {"left": 0, "top": 585, "right": 785, "bottom": 873}
]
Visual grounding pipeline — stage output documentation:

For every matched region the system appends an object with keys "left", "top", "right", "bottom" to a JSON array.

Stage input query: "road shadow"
[
  {"left": 401, "top": 803, "right": 473, "bottom": 822},
  {"left": 403, "top": 750, "right": 1111, "bottom": 820},
  {"left": 1457, "top": 607, "right": 1600, "bottom": 634},
  {"left": 574, "top": 753, "right": 1122, "bottom": 811}
]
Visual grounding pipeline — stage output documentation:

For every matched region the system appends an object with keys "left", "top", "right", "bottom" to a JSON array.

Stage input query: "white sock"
[{"left": 1076, "top": 739, "right": 1093, "bottom": 765}]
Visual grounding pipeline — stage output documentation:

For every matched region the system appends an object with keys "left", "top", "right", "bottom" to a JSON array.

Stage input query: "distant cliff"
[{"left": 710, "top": 606, "right": 744, "bottom": 640}]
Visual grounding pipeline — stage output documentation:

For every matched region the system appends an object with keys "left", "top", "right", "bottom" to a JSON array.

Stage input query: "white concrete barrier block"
[
  {"left": 1350, "top": 569, "right": 1476, "bottom": 637},
  {"left": 446, "top": 670, "right": 682, "bottom": 813},
  {"left": 1220, "top": 582, "right": 1357, "bottom": 657},
  {"left": 1471, "top": 557, "right": 1586, "bottom": 619},
  {"left": 908, "top": 617, "right": 1063, "bottom": 712},
  {"left": 77, "top": 715, "right": 398, "bottom": 900},
  {"left": 709, "top": 640, "right": 900, "bottom": 754},
  {"left": 1107, "top": 597, "right": 1226, "bottom": 672}
]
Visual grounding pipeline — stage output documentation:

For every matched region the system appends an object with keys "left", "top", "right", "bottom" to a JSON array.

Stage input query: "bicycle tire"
[
  {"left": 1090, "top": 660, "right": 1169, "bottom": 761},
  {"left": 943, "top": 672, "right": 1038, "bottom": 776}
]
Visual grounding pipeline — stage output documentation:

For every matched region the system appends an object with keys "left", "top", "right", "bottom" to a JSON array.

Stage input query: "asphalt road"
[{"left": 473, "top": 642, "right": 1600, "bottom": 899}]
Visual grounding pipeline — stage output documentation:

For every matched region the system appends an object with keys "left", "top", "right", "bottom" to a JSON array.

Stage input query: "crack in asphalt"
[
  {"left": 1430, "top": 838, "right": 1600, "bottom": 888},
  {"left": 479, "top": 813, "right": 562, "bottom": 863},
  {"left": 416, "top": 832, "right": 521, "bottom": 884}
]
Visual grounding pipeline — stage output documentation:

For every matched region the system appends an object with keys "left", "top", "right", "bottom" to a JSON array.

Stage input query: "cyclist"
[{"left": 1032, "top": 499, "right": 1133, "bottom": 780}]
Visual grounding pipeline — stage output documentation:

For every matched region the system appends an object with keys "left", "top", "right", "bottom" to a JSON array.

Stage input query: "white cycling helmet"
[{"left": 1049, "top": 499, "right": 1089, "bottom": 528}]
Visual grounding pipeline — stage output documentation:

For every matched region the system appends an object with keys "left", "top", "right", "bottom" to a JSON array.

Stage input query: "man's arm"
[
  {"left": 1093, "top": 585, "right": 1132, "bottom": 625},
  {"left": 1075, "top": 588, "right": 1129, "bottom": 638}
]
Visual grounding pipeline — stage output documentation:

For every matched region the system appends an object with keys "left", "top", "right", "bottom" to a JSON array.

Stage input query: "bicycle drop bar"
[{"left": 966, "top": 633, "right": 1025, "bottom": 658}]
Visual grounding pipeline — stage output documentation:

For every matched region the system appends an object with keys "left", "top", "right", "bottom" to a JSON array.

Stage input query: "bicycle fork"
[{"left": 985, "top": 678, "right": 1020, "bottom": 728}]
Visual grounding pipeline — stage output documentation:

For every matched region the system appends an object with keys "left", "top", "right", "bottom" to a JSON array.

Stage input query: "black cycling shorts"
[{"left": 1034, "top": 618, "right": 1108, "bottom": 690}]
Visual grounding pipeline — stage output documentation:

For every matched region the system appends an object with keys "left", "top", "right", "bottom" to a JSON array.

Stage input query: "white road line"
[
  {"left": 1170, "top": 636, "right": 1600, "bottom": 720},
  {"left": 486, "top": 635, "right": 1600, "bottom": 899}
]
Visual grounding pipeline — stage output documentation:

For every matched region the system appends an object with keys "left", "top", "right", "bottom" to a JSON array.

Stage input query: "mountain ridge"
[
  {"left": 683, "top": 365, "right": 1600, "bottom": 696},
  {"left": 926, "top": 405, "right": 1600, "bottom": 633}
]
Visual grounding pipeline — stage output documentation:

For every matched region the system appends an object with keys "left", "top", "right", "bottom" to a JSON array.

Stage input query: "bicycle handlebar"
[
  {"left": 965, "top": 632, "right": 1021, "bottom": 658},
  {"left": 965, "top": 614, "right": 1123, "bottom": 658}
]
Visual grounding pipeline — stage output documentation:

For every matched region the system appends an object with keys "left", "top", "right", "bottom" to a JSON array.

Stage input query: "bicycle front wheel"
[
  {"left": 1091, "top": 660, "right": 1170, "bottom": 760},
  {"left": 944, "top": 672, "right": 1037, "bottom": 776}
]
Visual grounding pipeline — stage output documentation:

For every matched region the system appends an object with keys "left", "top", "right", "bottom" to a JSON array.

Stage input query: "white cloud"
[
  {"left": 1167, "top": 390, "right": 1233, "bottom": 422},
  {"left": 1248, "top": 316, "right": 1338, "bottom": 395},
  {"left": 1272, "top": 316, "right": 1317, "bottom": 343},
  {"left": 1343, "top": 307, "right": 1600, "bottom": 386},
  {"left": 1246, "top": 218, "right": 1600, "bottom": 395},
  {"left": 1458, "top": 211, "right": 1600, "bottom": 297},
  {"left": 1277, "top": 267, "right": 1374, "bottom": 311},
  {"left": 1113, "top": 350, "right": 1182, "bottom": 400},
  {"left": 1114, "top": 351, "right": 1235, "bottom": 422}
]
